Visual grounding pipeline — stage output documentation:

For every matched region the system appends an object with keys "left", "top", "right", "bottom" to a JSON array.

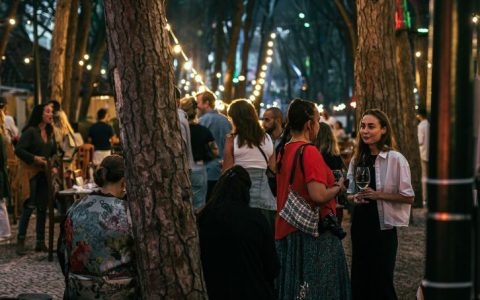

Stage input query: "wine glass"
[{"left": 355, "top": 167, "right": 370, "bottom": 192}]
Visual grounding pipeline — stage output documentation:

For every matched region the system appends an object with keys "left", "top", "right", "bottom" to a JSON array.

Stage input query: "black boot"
[{"left": 16, "top": 239, "right": 27, "bottom": 255}]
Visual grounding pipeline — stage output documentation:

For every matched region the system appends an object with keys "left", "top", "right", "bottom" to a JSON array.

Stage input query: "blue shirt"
[{"left": 199, "top": 110, "right": 232, "bottom": 181}]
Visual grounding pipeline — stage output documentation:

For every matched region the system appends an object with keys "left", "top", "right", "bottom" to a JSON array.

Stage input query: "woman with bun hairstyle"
[{"left": 59, "top": 155, "right": 136, "bottom": 299}]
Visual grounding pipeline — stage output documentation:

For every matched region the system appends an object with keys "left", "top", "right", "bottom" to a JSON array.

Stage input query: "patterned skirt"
[{"left": 276, "top": 230, "right": 351, "bottom": 300}]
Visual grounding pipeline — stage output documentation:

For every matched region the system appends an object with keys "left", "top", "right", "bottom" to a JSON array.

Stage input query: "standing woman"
[
  {"left": 347, "top": 109, "right": 414, "bottom": 300},
  {"left": 0, "top": 108, "right": 11, "bottom": 240},
  {"left": 15, "top": 104, "right": 57, "bottom": 254},
  {"left": 276, "top": 99, "right": 350, "bottom": 299},
  {"left": 222, "top": 99, "right": 276, "bottom": 229}
]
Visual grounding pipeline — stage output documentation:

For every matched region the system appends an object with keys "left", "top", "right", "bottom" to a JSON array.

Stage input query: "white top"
[
  {"left": 234, "top": 134, "right": 274, "bottom": 169},
  {"left": 417, "top": 119, "right": 429, "bottom": 162},
  {"left": 177, "top": 109, "right": 194, "bottom": 169},
  {"left": 4, "top": 115, "right": 18, "bottom": 143},
  {"left": 347, "top": 150, "right": 414, "bottom": 230}
]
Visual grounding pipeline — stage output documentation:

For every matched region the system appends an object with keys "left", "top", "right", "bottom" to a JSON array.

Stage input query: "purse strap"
[
  {"left": 256, "top": 143, "right": 275, "bottom": 174},
  {"left": 289, "top": 143, "right": 313, "bottom": 185}
]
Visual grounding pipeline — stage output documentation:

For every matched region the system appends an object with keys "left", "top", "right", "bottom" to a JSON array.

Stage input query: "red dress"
[{"left": 275, "top": 141, "right": 336, "bottom": 240}]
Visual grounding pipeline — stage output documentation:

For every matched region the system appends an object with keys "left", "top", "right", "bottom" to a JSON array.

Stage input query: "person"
[
  {"left": 222, "top": 99, "right": 277, "bottom": 229},
  {"left": 180, "top": 96, "right": 218, "bottom": 209},
  {"left": 321, "top": 108, "right": 337, "bottom": 128},
  {"left": 88, "top": 108, "right": 118, "bottom": 166},
  {"left": 0, "top": 108, "right": 11, "bottom": 241},
  {"left": 197, "top": 165, "right": 279, "bottom": 300},
  {"left": 275, "top": 99, "right": 350, "bottom": 299},
  {"left": 58, "top": 155, "right": 136, "bottom": 299},
  {"left": 262, "top": 107, "right": 284, "bottom": 151},
  {"left": 0, "top": 96, "right": 19, "bottom": 144},
  {"left": 347, "top": 109, "right": 414, "bottom": 300},
  {"left": 196, "top": 90, "right": 232, "bottom": 201},
  {"left": 334, "top": 120, "right": 348, "bottom": 142},
  {"left": 314, "top": 122, "right": 347, "bottom": 222},
  {"left": 416, "top": 108, "right": 429, "bottom": 206},
  {"left": 175, "top": 86, "right": 195, "bottom": 171},
  {"left": 15, "top": 104, "right": 57, "bottom": 254}
]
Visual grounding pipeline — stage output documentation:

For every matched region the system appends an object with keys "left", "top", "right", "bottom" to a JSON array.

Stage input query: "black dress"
[{"left": 351, "top": 155, "right": 398, "bottom": 300}]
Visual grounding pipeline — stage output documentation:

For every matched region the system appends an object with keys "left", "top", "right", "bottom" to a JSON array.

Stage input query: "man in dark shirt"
[{"left": 88, "top": 108, "right": 117, "bottom": 165}]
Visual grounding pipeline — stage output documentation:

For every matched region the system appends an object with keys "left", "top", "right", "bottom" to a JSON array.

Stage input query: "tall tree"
[
  {"left": 63, "top": 0, "right": 80, "bottom": 117},
  {"left": 103, "top": 0, "right": 208, "bottom": 298},
  {"left": 49, "top": 0, "right": 72, "bottom": 103},
  {"left": 355, "top": 0, "right": 422, "bottom": 202}
]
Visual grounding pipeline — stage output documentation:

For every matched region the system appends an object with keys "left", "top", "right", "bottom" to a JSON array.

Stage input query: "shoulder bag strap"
[
  {"left": 289, "top": 143, "right": 314, "bottom": 185},
  {"left": 256, "top": 144, "right": 275, "bottom": 173}
]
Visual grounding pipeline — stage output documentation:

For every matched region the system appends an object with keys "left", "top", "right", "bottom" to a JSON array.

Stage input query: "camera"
[{"left": 322, "top": 213, "right": 347, "bottom": 240}]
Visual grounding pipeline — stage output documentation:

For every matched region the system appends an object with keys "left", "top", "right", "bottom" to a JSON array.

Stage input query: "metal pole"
[
  {"left": 424, "top": 0, "right": 476, "bottom": 299},
  {"left": 33, "top": 0, "right": 42, "bottom": 104}
]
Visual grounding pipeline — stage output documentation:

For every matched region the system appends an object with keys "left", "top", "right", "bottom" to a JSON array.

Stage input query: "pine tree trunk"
[
  {"left": 236, "top": 0, "right": 256, "bottom": 98},
  {"left": 70, "top": 0, "right": 93, "bottom": 121},
  {"left": 396, "top": 31, "right": 423, "bottom": 207},
  {"left": 63, "top": 0, "right": 80, "bottom": 118},
  {"left": 0, "top": 0, "right": 20, "bottom": 65},
  {"left": 49, "top": 0, "right": 72, "bottom": 103},
  {"left": 223, "top": 0, "right": 244, "bottom": 102},
  {"left": 103, "top": 1, "right": 208, "bottom": 298}
]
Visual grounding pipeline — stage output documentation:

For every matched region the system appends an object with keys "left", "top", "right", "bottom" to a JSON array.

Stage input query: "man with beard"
[{"left": 262, "top": 107, "right": 284, "bottom": 152}]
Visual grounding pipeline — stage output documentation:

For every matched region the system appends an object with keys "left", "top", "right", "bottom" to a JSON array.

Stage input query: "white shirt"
[
  {"left": 417, "top": 119, "right": 429, "bottom": 162},
  {"left": 177, "top": 109, "right": 194, "bottom": 169},
  {"left": 347, "top": 150, "right": 414, "bottom": 230},
  {"left": 4, "top": 115, "right": 18, "bottom": 143},
  {"left": 234, "top": 134, "right": 273, "bottom": 169}
]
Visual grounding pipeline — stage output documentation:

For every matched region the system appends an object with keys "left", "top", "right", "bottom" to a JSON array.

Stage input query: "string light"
[
  {"left": 86, "top": 64, "right": 92, "bottom": 71},
  {"left": 8, "top": 18, "right": 16, "bottom": 25},
  {"left": 101, "top": 69, "right": 106, "bottom": 75},
  {"left": 415, "top": 51, "right": 422, "bottom": 58},
  {"left": 78, "top": 60, "right": 84, "bottom": 66},
  {"left": 24, "top": 57, "right": 31, "bottom": 64},
  {"left": 83, "top": 54, "right": 90, "bottom": 60}
]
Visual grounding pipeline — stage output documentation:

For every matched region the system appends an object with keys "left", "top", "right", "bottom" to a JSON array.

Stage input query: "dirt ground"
[{"left": 342, "top": 207, "right": 426, "bottom": 300}]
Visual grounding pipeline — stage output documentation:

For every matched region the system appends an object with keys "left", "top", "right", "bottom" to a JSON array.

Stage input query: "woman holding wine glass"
[{"left": 347, "top": 109, "right": 414, "bottom": 300}]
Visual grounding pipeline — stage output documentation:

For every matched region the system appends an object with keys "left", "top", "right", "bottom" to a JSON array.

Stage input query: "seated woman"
[
  {"left": 58, "top": 155, "right": 136, "bottom": 299},
  {"left": 197, "top": 165, "right": 279, "bottom": 300}
]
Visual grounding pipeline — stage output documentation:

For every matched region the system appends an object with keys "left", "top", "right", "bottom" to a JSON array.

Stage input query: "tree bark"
[
  {"left": 223, "top": 0, "right": 244, "bottom": 102},
  {"left": 0, "top": 0, "right": 20, "bottom": 65},
  {"left": 70, "top": 0, "right": 93, "bottom": 121},
  {"left": 103, "top": 1, "right": 208, "bottom": 298},
  {"left": 63, "top": 0, "right": 80, "bottom": 117},
  {"left": 396, "top": 31, "right": 423, "bottom": 207},
  {"left": 236, "top": 0, "right": 256, "bottom": 98},
  {"left": 79, "top": 21, "right": 106, "bottom": 121},
  {"left": 49, "top": 0, "right": 72, "bottom": 103}
]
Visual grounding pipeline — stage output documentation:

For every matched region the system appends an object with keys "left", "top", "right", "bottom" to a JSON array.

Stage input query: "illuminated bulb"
[
  {"left": 184, "top": 61, "right": 192, "bottom": 70},
  {"left": 185, "top": 93, "right": 190, "bottom": 97},
  {"left": 350, "top": 101, "right": 357, "bottom": 109},
  {"left": 253, "top": 90, "right": 260, "bottom": 97},
  {"left": 219, "top": 85, "right": 225, "bottom": 92},
  {"left": 427, "top": 63, "right": 432, "bottom": 69},
  {"left": 251, "top": 80, "right": 256, "bottom": 85},
  {"left": 215, "top": 100, "right": 225, "bottom": 111},
  {"left": 268, "top": 41, "right": 274, "bottom": 47},
  {"left": 258, "top": 78, "right": 265, "bottom": 85},
  {"left": 260, "top": 103, "right": 265, "bottom": 107},
  {"left": 232, "top": 78, "right": 239, "bottom": 84},
  {"left": 267, "top": 49, "right": 274, "bottom": 56},
  {"left": 83, "top": 54, "right": 90, "bottom": 60},
  {"left": 415, "top": 51, "right": 422, "bottom": 58},
  {"left": 184, "top": 86, "right": 190, "bottom": 91},
  {"left": 266, "top": 57, "right": 273, "bottom": 64},
  {"left": 192, "top": 92, "right": 197, "bottom": 97},
  {"left": 299, "top": 13, "right": 305, "bottom": 19},
  {"left": 24, "top": 57, "right": 31, "bottom": 64},
  {"left": 86, "top": 64, "right": 92, "bottom": 70},
  {"left": 261, "top": 65, "right": 268, "bottom": 71},
  {"left": 316, "top": 104, "right": 324, "bottom": 113},
  {"left": 1, "top": 56, "right": 5, "bottom": 60},
  {"left": 249, "top": 95, "right": 256, "bottom": 101},
  {"left": 78, "top": 60, "right": 84, "bottom": 66},
  {"left": 185, "top": 81, "right": 191, "bottom": 86},
  {"left": 27, "top": 20, "right": 32, "bottom": 25},
  {"left": 415, "top": 105, "right": 419, "bottom": 110},
  {"left": 238, "top": 75, "right": 246, "bottom": 81},
  {"left": 195, "top": 74, "right": 203, "bottom": 82},
  {"left": 8, "top": 18, "right": 16, "bottom": 25},
  {"left": 259, "top": 71, "right": 266, "bottom": 78},
  {"left": 180, "top": 79, "right": 186, "bottom": 84},
  {"left": 216, "top": 72, "right": 222, "bottom": 78},
  {"left": 413, "top": 88, "right": 418, "bottom": 93},
  {"left": 270, "top": 33, "right": 277, "bottom": 39},
  {"left": 173, "top": 44, "right": 182, "bottom": 54},
  {"left": 474, "top": 16, "right": 479, "bottom": 24},
  {"left": 255, "top": 85, "right": 262, "bottom": 91},
  {"left": 165, "top": 24, "right": 171, "bottom": 31},
  {"left": 198, "top": 86, "right": 206, "bottom": 93},
  {"left": 190, "top": 73, "right": 195, "bottom": 78},
  {"left": 101, "top": 69, "right": 106, "bottom": 75}
]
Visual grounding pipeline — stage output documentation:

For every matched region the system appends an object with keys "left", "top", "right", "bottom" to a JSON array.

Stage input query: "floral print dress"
[{"left": 59, "top": 192, "right": 136, "bottom": 299}]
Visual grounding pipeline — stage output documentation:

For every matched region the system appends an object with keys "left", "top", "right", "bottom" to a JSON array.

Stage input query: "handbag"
[
  {"left": 279, "top": 143, "right": 320, "bottom": 237},
  {"left": 256, "top": 144, "right": 276, "bottom": 195}
]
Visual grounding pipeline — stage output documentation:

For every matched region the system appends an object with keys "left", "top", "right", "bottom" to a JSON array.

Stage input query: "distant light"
[
  {"left": 198, "top": 86, "right": 206, "bottom": 93},
  {"left": 83, "top": 54, "right": 90, "bottom": 60},
  {"left": 260, "top": 103, "right": 265, "bottom": 107},
  {"left": 24, "top": 57, "right": 31, "bottom": 64},
  {"left": 219, "top": 85, "right": 225, "bottom": 92},
  {"left": 259, "top": 71, "right": 266, "bottom": 78},
  {"left": 1, "top": 56, "right": 5, "bottom": 61},
  {"left": 215, "top": 100, "right": 225, "bottom": 111},
  {"left": 267, "top": 49, "right": 274, "bottom": 56},
  {"left": 474, "top": 16, "right": 479, "bottom": 24},
  {"left": 427, "top": 63, "right": 432, "bottom": 69},
  {"left": 268, "top": 41, "right": 274, "bottom": 47},
  {"left": 258, "top": 78, "right": 265, "bottom": 85},
  {"left": 184, "top": 86, "right": 190, "bottom": 91},
  {"left": 216, "top": 72, "right": 222, "bottom": 78},
  {"left": 78, "top": 60, "right": 84, "bottom": 66},
  {"left": 249, "top": 95, "right": 256, "bottom": 101},
  {"left": 165, "top": 23, "right": 171, "bottom": 31},
  {"left": 232, "top": 78, "right": 239, "bottom": 84},
  {"left": 270, "top": 32, "right": 277, "bottom": 39},
  {"left": 180, "top": 79, "right": 186, "bottom": 84},
  {"left": 190, "top": 73, "right": 195, "bottom": 78},
  {"left": 413, "top": 88, "right": 418, "bottom": 93},
  {"left": 27, "top": 20, "right": 32, "bottom": 25},
  {"left": 251, "top": 80, "right": 256, "bottom": 85},
  {"left": 316, "top": 104, "right": 324, "bottom": 113},
  {"left": 195, "top": 74, "right": 203, "bottom": 82},
  {"left": 265, "top": 57, "right": 273, "bottom": 64},
  {"left": 261, "top": 65, "right": 268, "bottom": 71},
  {"left": 86, "top": 64, "right": 92, "bottom": 70},
  {"left": 417, "top": 28, "right": 429, "bottom": 33},
  {"left": 173, "top": 44, "right": 182, "bottom": 54},
  {"left": 255, "top": 85, "right": 262, "bottom": 91},
  {"left": 299, "top": 13, "right": 305, "bottom": 19},
  {"left": 93, "top": 82, "right": 98, "bottom": 87},
  {"left": 238, "top": 75, "right": 246, "bottom": 81},
  {"left": 253, "top": 90, "right": 260, "bottom": 97},
  {"left": 304, "top": 22, "right": 310, "bottom": 28},
  {"left": 415, "top": 51, "right": 422, "bottom": 58},
  {"left": 415, "top": 105, "right": 419, "bottom": 110},
  {"left": 8, "top": 18, "right": 16, "bottom": 25},
  {"left": 192, "top": 91, "right": 197, "bottom": 97},
  {"left": 184, "top": 61, "right": 192, "bottom": 70},
  {"left": 350, "top": 101, "right": 357, "bottom": 109},
  {"left": 101, "top": 69, "right": 106, "bottom": 75}
]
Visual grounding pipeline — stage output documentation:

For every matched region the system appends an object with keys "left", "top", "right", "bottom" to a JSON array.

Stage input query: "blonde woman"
[{"left": 0, "top": 109, "right": 11, "bottom": 241}]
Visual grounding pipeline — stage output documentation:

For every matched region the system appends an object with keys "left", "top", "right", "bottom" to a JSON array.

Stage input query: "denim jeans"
[
  {"left": 17, "top": 173, "right": 48, "bottom": 242},
  {"left": 191, "top": 164, "right": 207, "bottom": 210}
]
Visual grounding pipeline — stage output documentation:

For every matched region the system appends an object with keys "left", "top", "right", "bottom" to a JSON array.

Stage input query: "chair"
[{"left": 76, "top": 144, "right": 94, "bottom": 179}]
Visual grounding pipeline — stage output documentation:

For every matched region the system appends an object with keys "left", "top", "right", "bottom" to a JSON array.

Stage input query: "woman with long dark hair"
[
  {"left": 198, "top": 165, "right": 279, "bottom": 300},
  {"left": 222, "top": 99, "right": 276, "bottom": 229},
  {"left": 347, "top": 109, "right": 414, "bottom": 300},
  {"left": 15, "top": 104, "right": 56, "bottom": 254},
  {"left": 276, "top": 99, "right": 350, "bottom": 299}
]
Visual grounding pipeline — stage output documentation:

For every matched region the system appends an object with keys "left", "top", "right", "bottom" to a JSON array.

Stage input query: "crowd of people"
[{"left": 0, "top": 91, "right": 421, "bottom": 300}]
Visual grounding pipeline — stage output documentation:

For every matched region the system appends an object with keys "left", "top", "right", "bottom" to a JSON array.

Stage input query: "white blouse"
[{"left": 233, "top": 134, "right": 274, "bottom": 169}]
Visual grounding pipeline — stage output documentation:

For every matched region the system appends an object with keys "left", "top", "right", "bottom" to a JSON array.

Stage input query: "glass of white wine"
[{"left": 355, "top": 166, "right": 370, "bottom": 192}]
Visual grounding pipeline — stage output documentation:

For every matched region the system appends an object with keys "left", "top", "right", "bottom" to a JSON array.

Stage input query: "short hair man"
[
  {"left": 416, "top": 108, "right": 429, "bottom": 205},
  {"left": 88, "top": 108, "right": 118, "bottom": 165},
  {"left": 196, "top": 91, "right": 232, "bottom": 201},
  {"left": 262, "top": 107, "right": 284, "bottom": 150},
  {"left": 0, "top": 96, "right": 19, "bottom": 144}
]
